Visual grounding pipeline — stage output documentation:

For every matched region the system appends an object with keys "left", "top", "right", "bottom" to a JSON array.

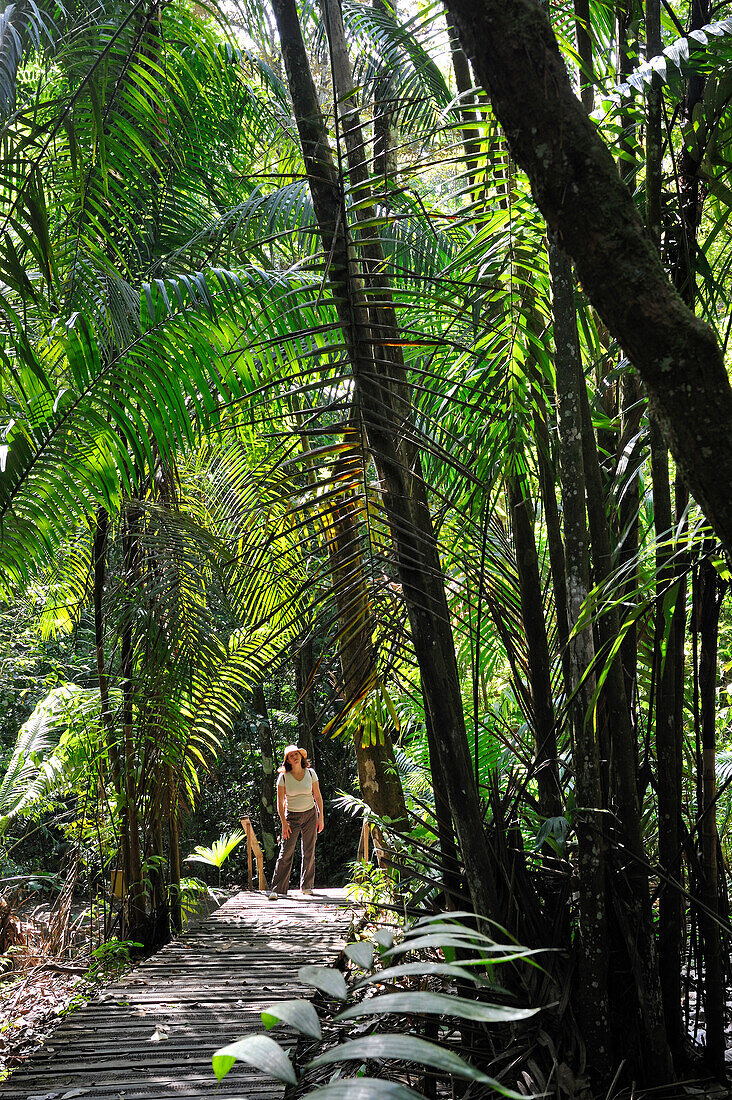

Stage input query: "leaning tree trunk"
[
  {"left": 442, "top": 0, "right": 732, "bottom": 561},
  {"left": 298, "top": 422, "right": 407, "bottom": 827},
  {"left": 269, "top": 0, "right": 499, "bottom": 918},
  {"left": 325, "top": 435, "right": 408, "bottom": 829}
]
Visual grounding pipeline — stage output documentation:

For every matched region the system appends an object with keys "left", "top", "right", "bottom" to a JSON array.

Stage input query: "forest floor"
[
  {"left": 0, "top": 960, "right": 105, "bottom": 1080},
  {"left": 0, "top": 889, "right": 353, "bottom": 1099},
  {"left": 0, "top": 886, "right": 230, "bottom": 1081}
]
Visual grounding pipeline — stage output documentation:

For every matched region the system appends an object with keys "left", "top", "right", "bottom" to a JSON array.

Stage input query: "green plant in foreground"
[
  {"left": 211, "top": 913, "right": 543, "bottom": 1099},
  {"left": 185, "top": 830, "right": 246, "bottom": 886}
]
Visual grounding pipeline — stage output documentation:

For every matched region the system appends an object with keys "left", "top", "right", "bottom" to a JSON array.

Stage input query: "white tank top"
[{"left": 278, "top": 767, "right": 318, "bottom": 812}]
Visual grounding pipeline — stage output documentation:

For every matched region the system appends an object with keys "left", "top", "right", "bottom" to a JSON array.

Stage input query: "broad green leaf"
[
  {"left": 345, "top": 941, "right": 375, "bottom": 969},
  {"left": 308, "top": 1035, "right": 525, "bottom": 1096},
  {"left": 352, "top": 961, "right": 488, "bottom": 989},
  {"left": 385, "top": 934, "right": 512, "bottom": 957},
  {"left": 373, "top": 927, "right": 395, "bottom": 951},
  {"left": 212, "top": 1034, "right": 296, "bottom": 1083},
  {"left": 298, "top": 964, "right": 348, "bottom": 1000},
  {"left": 336, "top": 992, "right": 538, "bottom": 1024},
  {"left": 261, "top": 999, "right": 322, "bottom": 1039}
]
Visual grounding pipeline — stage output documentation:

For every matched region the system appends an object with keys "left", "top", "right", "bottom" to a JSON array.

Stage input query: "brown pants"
[{"left": 270, "top": 807, "right": 318, "bottom": 894}]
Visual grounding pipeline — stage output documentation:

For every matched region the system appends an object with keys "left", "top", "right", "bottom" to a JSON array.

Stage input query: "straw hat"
[{"left": 279, "top": 744, "right": 309, "bottom": 772}]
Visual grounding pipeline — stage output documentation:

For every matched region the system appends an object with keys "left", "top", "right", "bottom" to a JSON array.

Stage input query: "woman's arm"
[
  {"left": 312, "top": 780, "right": 325, "bottom": 833},
  {"left": 277, "top": 780, "right": 291, "bottom": 839}
]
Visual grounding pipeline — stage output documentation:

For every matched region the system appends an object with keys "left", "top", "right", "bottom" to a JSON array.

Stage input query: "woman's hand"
[
  {"left": 317, "top": 816, "right": 324, "bottom": 834},
  {"left": 281, "top": 819, "right": 291, "bottom": 840}
]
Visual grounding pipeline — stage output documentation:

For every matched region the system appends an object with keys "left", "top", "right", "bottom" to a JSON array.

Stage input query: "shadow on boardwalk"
[{"left": 2, "top": 889, "right": 354, "bottom": 1100}]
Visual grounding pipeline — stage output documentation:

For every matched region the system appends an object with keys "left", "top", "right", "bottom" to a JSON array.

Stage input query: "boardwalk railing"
[
  {"left": 357, "top": 819, "right": 371, "bottom": 861},
  {"left": 240, "top": 816, "right": 267, "bottom": 891}
]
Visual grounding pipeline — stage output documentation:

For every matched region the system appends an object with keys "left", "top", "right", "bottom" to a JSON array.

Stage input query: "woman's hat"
[{"left": 280, "top": 744, "right": 307, "bottom": 768}]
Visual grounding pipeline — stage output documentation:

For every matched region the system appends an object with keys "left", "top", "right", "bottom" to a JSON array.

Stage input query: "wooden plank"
[{"left": 2, "top": 889, "right": 353, "bottom": 1100}]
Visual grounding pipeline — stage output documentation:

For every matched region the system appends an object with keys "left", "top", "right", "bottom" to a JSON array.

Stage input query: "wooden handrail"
[
  {"left": 240, "top": 816, "right": 268, "bottom": 892},
  {"left": 357, "top": 819, "right": 370, "bottom": 862}
]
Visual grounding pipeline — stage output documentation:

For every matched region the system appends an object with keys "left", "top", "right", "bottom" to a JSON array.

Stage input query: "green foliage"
[
  {"left": 345, "top": 860, "right": 393, "bottom": 918},
  {"left": 86, "top": 937, "right": 142, "bottom": 981},
  {"left": 0, "top": 683, "right": 102, "bottom": 834},
  {"left": 212, "top": 914, "right": 540, "bottom": 1098},
  {"left": 185, "top": 829, "right": 246, "bottom": 871}
]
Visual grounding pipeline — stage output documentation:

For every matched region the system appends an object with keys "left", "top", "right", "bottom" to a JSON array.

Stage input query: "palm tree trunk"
[
  {"left": 444, "top": 8, "right": 480, "bottom": 193},
  {"left": 549, "top": 240, "right": 610, "bottom": 1081},
  {"left": 650, "top": 420, "right": 685, "bottom": 1052},
  {"left": 294, "top": 639, "right": 317, "bottom": 762},
  {"left": 579, "top": 379, "right": 670, "bottom": 1078},
  {"left": 121, "top": 506, "right": 146, "bottom": 944},
  {"left": 168, "top": 766, "right": 182, "bottom": 934},
  {"left": 616, "top": 371, "right": 642, "bottom": 712},
  {"left": 372, "top": 0, "right": 398, "bottom": 186},
  {"left": 423, "top": 687, "right": 462, "bottom": 909},
  {"left": 698, "top": 552, "right": 726, "bottom": 1071},
  {"left": 531, "top": 386, "right": 571, "bottom": 699},
  {"left": 269, "top": 0, "right": 498, "bottom": 917},
  {"left": 572, "top": 0, "right": 593, "bottom": 111},
  {"left": 252, "top": 682, "right": 278, "bottom": 865},
  {"left": 506, "top": 473, "right": 561, "bottom": 820}
]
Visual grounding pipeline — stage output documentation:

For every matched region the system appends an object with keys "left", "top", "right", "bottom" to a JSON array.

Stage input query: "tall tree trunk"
[
  {"left": 549, "top": 241, "right": 610, "bottom": 1081},
  {"left": 270, "top": 0, "right": 499, "bottom": 917},
  {"left": 531, "top": 385, "right": 571, "bottom": 700},
  {"left": 120, "top": 506, "right": 146, "bottom": 944},
  {"left": 506, "top": 472, "right": 561, "bottom": 820},
  {"left": 572, "top": 0, "right": 593, "bottom": 112},
  {"left": 698, "top": 553, "right": 726, "bottom": 1071},
  {"left": 423, "top": 687, "right": 462, "bottom": 910},
  {"left": 442, "top": 0, "right": 732, "bottom": 560},
  {"left": 616, "top": 371, "right": 642, "bottom": 715},
  {"left": 372, "top": 0, "right": 398, "bottom": 186},
  {"left": 294, "top": 638, "right": 317, "bottom": 762},
  {"left": 252, "top": 682, "right": 278, "bottom": 864},
  {"left": 167, "top": 765, "right": 182, "bottom": 934},
  {"left": 650, "top": 420, "right": 685, "bottom": 1054},
  {"left": 326, "top": 436, "right": 408, "bottom": 828},
  {"left": 444, "top": 7, "right": 480, "bottom": 193},
  {"left": 578, "top": 375, "right": 670, "bottom": 1075}
]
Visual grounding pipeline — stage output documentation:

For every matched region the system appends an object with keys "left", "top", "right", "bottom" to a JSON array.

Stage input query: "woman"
[{"left": 268, "top": 744, "right": 324, "bottom": 899}]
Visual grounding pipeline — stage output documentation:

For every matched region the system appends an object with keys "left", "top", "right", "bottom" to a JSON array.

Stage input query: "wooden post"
[
  {"left": 240, "top": 817, "right": 268, "bottom": 892},
  {"left": 357, "top": 820, "right": 370, "bottom": 862}
]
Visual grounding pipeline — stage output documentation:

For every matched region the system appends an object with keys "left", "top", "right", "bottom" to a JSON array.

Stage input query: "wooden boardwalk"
[{"left": 2, "top": 889, "right": 354, "bottom": 1100}]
